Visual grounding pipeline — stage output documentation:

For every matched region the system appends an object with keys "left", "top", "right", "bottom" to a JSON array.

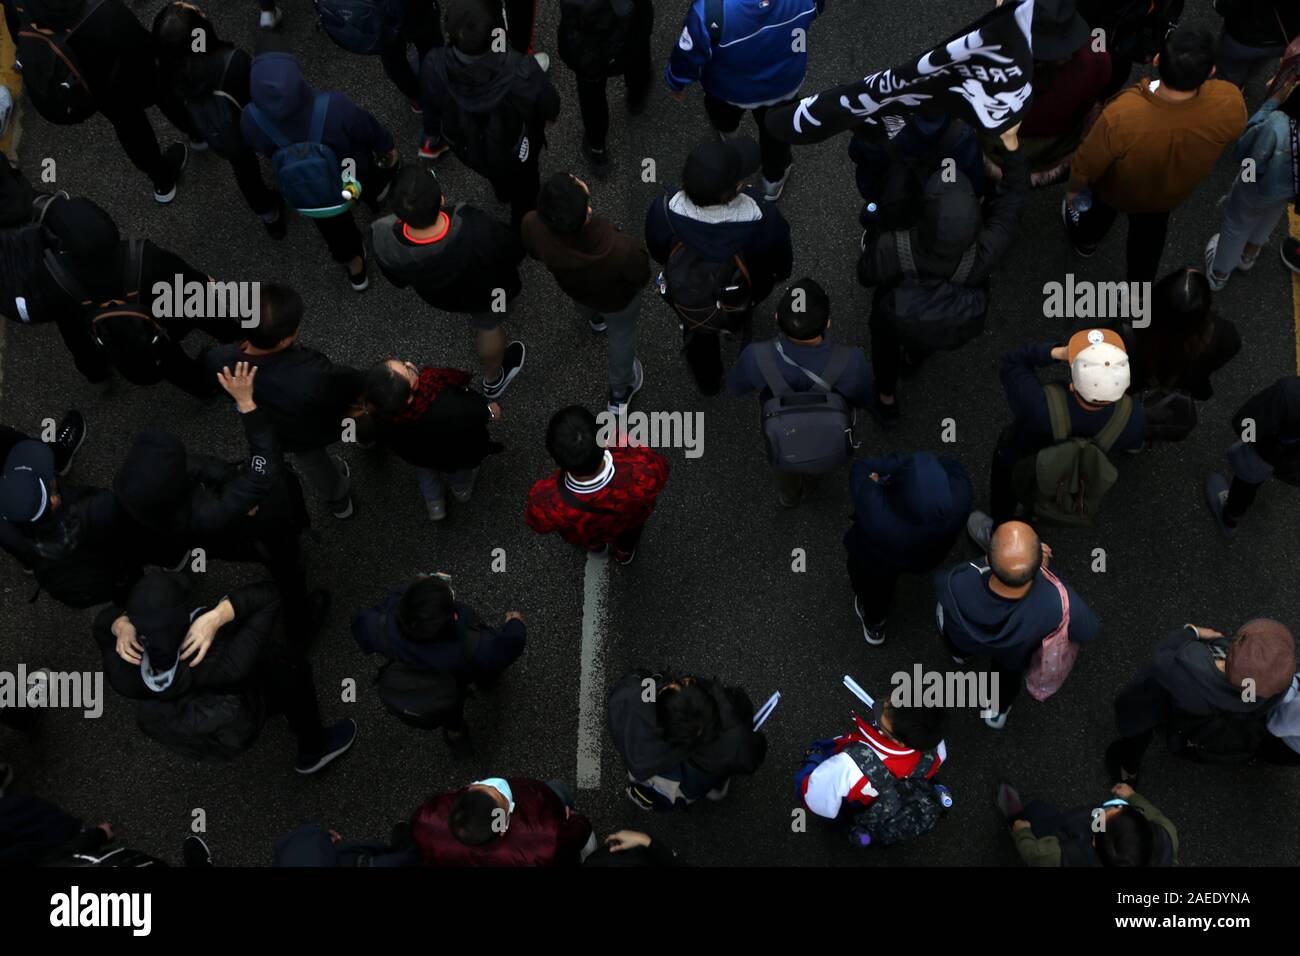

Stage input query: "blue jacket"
[
  {"left": 844, "top": 453, "right": 971, "bottom": 572},
  {"left": 1232, "top": 99, "right": 1298, "bottom": 203},
  {"left": 665, "top": 0, "right": 822, "bottom": 108},
  {"left": 351, "top": 587, "right": 526, "bottom": 684},
  {"left": 727, "top": 335, "right": 874, "bottom": 408},
  {"left": 935, "top": 562, "right": 1100, "bottom": 672},
  {"left": 240, "top": 52, "right": 395, "bottom": 187}
]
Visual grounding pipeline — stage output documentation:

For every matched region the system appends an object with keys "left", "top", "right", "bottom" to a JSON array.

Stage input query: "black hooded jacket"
[{"left": 1232, "top": 375, "right": 1300, "bottom": 479}]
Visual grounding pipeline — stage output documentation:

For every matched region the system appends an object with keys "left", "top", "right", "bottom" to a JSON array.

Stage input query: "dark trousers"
[
  {"left": 230, "top": 150, "right": 279, "bottom": 217},
  {"left": 846, "top": 556, "right": 898, "bottom": 627},
  {"left": 262, "top": 656, "right": 326, "bottom": 754},
  {"left": 682, "top": 310, "right": 752, "bottom": 395},
  {"left": 937, "top": 627, "right": 1022, "bottom": 716},
  {"left": 572, "top": 0, "right": 654, "bottom": 149},
  {"left": 588, "top": 523, "right": 644, "bottom": 556},
  {"left": 1224, "top": 475, "right": 1263, "bottom": 525},
  {"left": 702, "top": 95, "right": 795, "bottom": 183},
  {"left": 102, "top": 93, "right": 192, "bottom": 187},
  {"left": 867, "top": 307, "right": 931, "bottom": 399},
  {"left": 380, "top": 0, "right": 444, "bottom": 102},
  {"left": 1066, "top": 195, "right": 1171, "bottom": 283},
  {"left": 488, "top": 152, "right": 541, "bottom": 229},
  {"left": 502, "top": 0, "right": 537, "bottom": 52},
  {"left": 989, "top": 438, "right": 1020, "bottom": 525},
  {"left": 55, "top": 310, "right": 111, "bottom": 384}
]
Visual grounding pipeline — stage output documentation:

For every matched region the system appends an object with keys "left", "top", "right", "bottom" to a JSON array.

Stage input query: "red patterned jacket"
[{"left": 525, "top": 446, "right": 670, "bottom": 550}]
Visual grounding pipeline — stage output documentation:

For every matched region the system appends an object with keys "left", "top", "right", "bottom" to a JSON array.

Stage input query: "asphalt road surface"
[{"left": 2, "top": 0, "right": 1299, "bottom": 867}]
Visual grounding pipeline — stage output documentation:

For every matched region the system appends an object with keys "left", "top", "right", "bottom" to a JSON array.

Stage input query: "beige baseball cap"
[{"left": 1067, "top": 328, "right": 1129, "bottom": 404}]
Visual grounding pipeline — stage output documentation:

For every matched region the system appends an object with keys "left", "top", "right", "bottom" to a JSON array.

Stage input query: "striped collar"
[{"left": 565, "top": 451, "right": 615, "bottom": 495}]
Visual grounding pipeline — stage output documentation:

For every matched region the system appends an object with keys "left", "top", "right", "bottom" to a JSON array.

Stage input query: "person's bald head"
[{"left": 989, "top": 521, "right": 1042, "bottom": 589}]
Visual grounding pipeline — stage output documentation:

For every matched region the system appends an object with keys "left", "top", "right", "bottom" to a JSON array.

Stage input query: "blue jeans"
[
  {"left": 578, "top": 295, "right": 641, "bottom": 392},
  {"left": 415, "top": 467, "right": 474, "bottom": 504},
  {"left": 1211, "top": 179, "right": 1291, "bottom": 275}
]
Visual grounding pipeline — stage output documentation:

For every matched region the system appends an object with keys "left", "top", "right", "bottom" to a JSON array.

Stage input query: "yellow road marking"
[
  {"left": 1292, "top": 207, "right": 1300, "bottom": 374},
  {"left": 0, "top": 17, "right": 19, "bottom": 156}
]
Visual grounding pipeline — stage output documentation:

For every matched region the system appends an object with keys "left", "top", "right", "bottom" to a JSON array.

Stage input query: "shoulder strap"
[
  {"left": 704, "top": 0, "right": 724, "bottom": 44},
  {"left": 755, "top": 342, "right": 793, "bottom": 396},
  {"left": 309, "top": 94, "right": 330, "bottom": 143},
  {"left": 1042, "top": 383, "right": 1072, "bottom": 443},
  {"left": 42, "top": 248, "right": 89, "bottom": 303},
  {"left": 950, "top": 244, "right": 977, "bottom": 285},
  {"left": 245, "top": 103, "right": 291, "bottom": 150},
  {"left": 215, "top": 48, "right": 236, "bottom": 92},
  {"left": 894, "top": 230, "right": 917, "bottom": 279},
  {"left": 123, "top": 238, "right": 144, "bottom": 302},
  {"left": 555, "top": 474, "right": 620, "bottom": 515},
  {"left": 818, "top": 345, "right": 855, "bottom": 391},
  {"left": 908, "top": 749, "right": 937, "bottom": 780},
  {"left": 1094, "top": 394, "right": 1134, "bottom": 454}
]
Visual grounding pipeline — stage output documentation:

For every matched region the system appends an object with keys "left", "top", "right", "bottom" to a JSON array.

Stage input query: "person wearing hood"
[
  {"left": 843, "top": 451, "right": 972, "bottom": 646},
  {"left": 857, "top": 123, "right": 1028, "bottom": 426},
  {"left": 1206, "top": 375, "right": 1300, "bottom": 537},
  {"left": 523, "top": 172, "right": 649, "bottom": 414},
  {"left": 370, "top": 166, "right": 527, "bottom": 401},
  {"left": 95, "top": 571, "right": 357, "bottom": 771},
  {"left": 644, "top": 135, "right": 793, "bottom": 395},
  {"left": 935, "top": 520, "right": 1100, "bottom": 730},
  {"left": 152, "top": 2, "right": 285, "bottom": 239},
  {"left": 3, "top": 0, "right": 191, "bottom": 201},
  {"left": 607, "top": 670, "right": 767, "bottom": 811},
  {"left": 351, "top": 572, "right": 526, "bottom": 757},
  {"left": 727, "top": 278, "right": 873, "bottom": 507},
  {"left": 1106, "top": 619, "right": 1297, "bottom": 783},
  {"left": 240, "top": 44, "right": 400, "bottom": 290},
  {"left": 38, "top": 196, "right": 239, "bottom": 397},
  {"left": 272, "top": 822, "right": 419, "bottom": 867},
  {"left": 419, "top": 0, "right": 561, "bottom": 227}
]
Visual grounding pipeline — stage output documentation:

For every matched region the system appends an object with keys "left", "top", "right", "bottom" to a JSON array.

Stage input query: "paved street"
[{"left": 2, "top": 0, "right": 1299, "bottom": 867}]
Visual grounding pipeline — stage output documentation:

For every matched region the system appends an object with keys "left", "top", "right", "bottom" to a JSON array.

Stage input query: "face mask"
[
  {"left": 1102, "top": 798, "right": 1129, "bottom": 809},
  {"left": 472, "top": 777, "right": 515, "bottom": 814}
]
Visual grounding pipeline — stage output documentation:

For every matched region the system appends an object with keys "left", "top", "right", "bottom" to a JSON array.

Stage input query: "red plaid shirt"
[{"left": 525, "top": 446, "right": 670, "bottom": 550}]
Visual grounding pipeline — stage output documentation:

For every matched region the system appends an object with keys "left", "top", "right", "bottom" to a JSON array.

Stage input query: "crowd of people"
[{"left": 1, "top": 0, "right": 1299, "bottom": 868}]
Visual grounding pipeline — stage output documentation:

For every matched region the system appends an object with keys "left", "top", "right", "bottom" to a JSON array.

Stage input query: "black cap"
[
  {"left": 682, "top": 135, "right": 761, "bottom": 205},
  {"left": 1032, "top": 0, "right": 1090, "bottom": 60},
  {"left": 126, "top": 573, "right": 193, "bottom": 673},
  {"left": 0, "top": 440, "right": 55, "bottom": 522}
]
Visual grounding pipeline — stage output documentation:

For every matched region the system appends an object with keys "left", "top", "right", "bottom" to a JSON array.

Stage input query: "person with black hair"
[
  {"left": 1206, "top": 375, "right": 1300, "bottom": 537},
  {"left": 371, "top": 166, "right": 527, "bottom": 400},
  {"left": 363, "top": 358, "right": 503, "bottom": 520},
  {"left": 203, "top": 284, "right": 364, "bottom": 520},
  {"left": 1213, "top": 0, "right": 1299, "bottom": 88},
  {"left": 1206, "top": 65, "right": 1299, "bottom": 290},
  {"left": 1063, "top": 25, "right": 1246, "bottom": 281},
  {"left": 797, "top": 700, "right": 947, "bottom": 822},
  {"left": 351, "top": 573, "right": 526, "bottom": 756},
  {"left": 935, "top": 521, "right": 1099, "bottom": 730},
  {"left": 644, "top": 136, "right": 793, "bottom": 394},
  {"left": 419, "top": 0, "right": 561, "bottom": 227},
  {"left": 525, "top": 405, "right": 669, "bottom": 563},
  {"left": 410, "top": 775, "right": 596, "bottom": 865},
  {"left": 607, "top": 670, "right": 767, "bottom": 810},
  {"left": 996, "top": 781, "right": 1178, "bottom": 866},
  {"left": 95, "top": 572, "right": 357, "bottom": 771},
  {"left": 152, "top": 1, "right": 285, "bottom": 239},
  {"left": 727, "top": 277, "right": 873, "bottom": 506},
  {"left": 1, "top": 0, "right": 190, "bottom": 202},
  {"left": 522, "top": 173, "right": 649, "bottom": 414}
]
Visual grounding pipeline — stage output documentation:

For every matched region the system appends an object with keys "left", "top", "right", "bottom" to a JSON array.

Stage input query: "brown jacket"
[{"left": 521, "top": 212, "right": 651, "bottom": 313}]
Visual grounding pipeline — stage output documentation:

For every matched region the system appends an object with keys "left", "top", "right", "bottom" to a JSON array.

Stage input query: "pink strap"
[{"left": 1041, "top": 567, "right": 1070, "bottom": 640}]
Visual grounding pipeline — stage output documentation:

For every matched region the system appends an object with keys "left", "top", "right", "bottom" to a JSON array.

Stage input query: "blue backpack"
[
  {"left": 246, "top": 95, "right": 351, "bottom": 218},
  {"left": 315, "top": 0, "right": 398, "bottom": 55}
]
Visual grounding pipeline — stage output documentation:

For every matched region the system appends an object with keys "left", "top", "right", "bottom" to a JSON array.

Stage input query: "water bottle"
[
  {"left": 1071, "top": 187, "right": 1093, "bottom": 215},
  {"left": 341, "top": 179, "right": 362, "bottom": 202},
  {"left": 849, "top": 827, "right": 872, "bottom": 847},
  {"left": 934, "top": 784, "right": 954, "bottom": 809}
]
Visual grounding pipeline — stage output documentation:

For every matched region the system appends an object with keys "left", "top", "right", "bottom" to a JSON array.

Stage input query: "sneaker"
[
  {"left": 182, "top": 835, "right": 212, "bottom": 867},
  {"left": 613, "top": 546, "right": 636, "bottom": 565},
  {"left": 983, "top": 707, "right": 1011, "bottom": 730},
  {"left": 1060, "top": 195, "right": 1097, "bottom": 258},
  {"left": 1204, "top": 472, "right": 1237, "bottom": 539},
  {"left": 705, "top": 779, "right": 731, "bottom": 802},
  {"left": 53, "top": 409, "right": 87, "bottom": 476},
  {"left": 295, "top": 719, "right": 357, "bottom": 774},
  {"left": 587, "top": 315, "right": 608, "bottom": 333},
  {"left": 607, "top": 358, "right": 645, "bottom": 416},
  {"left": 761, "top": 166, "right": 791, "bottom": 202},
  {"left": 995, "top": 781, "right": 1024, "bottom": 819},
  {"left": 259, "top": 6, "right": 282, "bottom": 29},
  {"left": 188, "top": 136, "right": 209, "bottom": 154},
  {"left": 581, "top": 137, "right": 610, "bottom": 173},
  {"left": 626, "top": 784, "right": 655, "bottom": 811},
  {"left": 1104, "top": 740, "right": 1141, "bottom": 788},
  {"left": 262, "top": 207, "right": 287, "bottom": 240},
  {"left": 866, "top": 393, "right": 900, "bottom": 430},
  {"left": 426, "top": 496, "right": 447, "bottom": 521},
  {"left": 443, "top": 727, "right": 475, "bottom": 760},
  {"left": 410, "top": 99, "right": 423, "bottom": 115},
  {"left": 1239, "top": 247, "right": 1259, "bottom": 272},
  {"left": 482, "top": 340, "right": 526, "bottom": 400},
  {"left": 854, "top": 598, "right": 885, "bottom": 646},
  {"left": 450, "top": 469, "right": 477, "bottom": 504},
  {"left": 1203, "top": 234, "right": 1229, "bottom": 291},
  {"left": 778, "top": 477, "right": 802, "bottom": 508},
  {"left": 347, "top": 259, "right": 369, "bottom": 292},
  {"left": 152, "top": 143, "right": 189, "bottom": 204},
  {"left": 1282, "top": 237, "right": 1300, "bottom": 276},
  {"left": 533, "top": 52, "right": 550, "bottom": 72},
  {"left": 419, "top": 137, "right": 450, "bottom": 161},
  {"left": 331, "top": 459, "right": 354, "bottom": 520},
  {"left": 966, "top": 510, "right": 993, "bottom": 552}
]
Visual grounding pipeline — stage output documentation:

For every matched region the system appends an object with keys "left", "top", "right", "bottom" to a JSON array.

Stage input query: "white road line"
[{"left": 576, "top": 550, "right": 610, "bottom": 790}]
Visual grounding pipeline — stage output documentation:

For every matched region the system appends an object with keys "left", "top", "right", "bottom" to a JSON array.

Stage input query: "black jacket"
[
  {"left": 1221, "top": 0, "right": 1299, "bottom": 47},
  {"left": 1124, "top": 317, "right": 1241, "bottom": 401},
  {"left": 203, "top": 343, "right": 364, "bottom": 453},
  {"left": 606, "top": 671, "right": 767, "bottom": 791},
  {"left": 1232, "top": 375, "right": 1300, "bottom": 478},
  {"left": 374, "top": 386, "right": 502, "bottom": 473},
  {"left": 370, "top": 205, "right": 524, "bottom": 313}
]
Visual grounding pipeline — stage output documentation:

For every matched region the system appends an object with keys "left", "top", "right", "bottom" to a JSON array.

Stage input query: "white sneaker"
[
  {"left": 259, "top": 6, "right": 282, "bottom": 29},
  {"left": 1203, "top": 234, "right": 1229, "bottom": 291},
  {"left": 533, "top": 52, "right": 550, "bottom": 72},
  {"left": 983, "top": 707, "right": 1011, "bottom": 730},
  {"left": 761, "top": 166, "right": 791, "bottom": 202}
]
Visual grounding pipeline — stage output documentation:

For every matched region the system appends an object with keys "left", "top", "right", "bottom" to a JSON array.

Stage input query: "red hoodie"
[{"left": 525, "top": 445, "right": 670, "bottom": 551}]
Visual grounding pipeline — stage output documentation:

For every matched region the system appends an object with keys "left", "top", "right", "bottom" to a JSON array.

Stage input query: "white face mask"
[
  {"left": 472, "top": 777, "right": 515, "bottom": 814},
  {"left": 140, "top": 647, "right": 179, "bottom": 692}
]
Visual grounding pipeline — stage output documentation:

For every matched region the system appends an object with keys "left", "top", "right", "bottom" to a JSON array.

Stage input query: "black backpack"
[
  {"left": 874, "top": 230, "right": 987, "bottom": 351},
  {"left": 13, "top": 0, "right": 104, "bottom": 125},
  {"left": 136, "top": 690, "right": 266, "bottom": 762},
  {"left": 756, "top": 342, "right": 857, "bottom": 475},
  {"left": 184, "top": 50, "right": 245, "bottom": 160},
  {"left": 658, "top": 197, "right": 753, "bottom": 332},
  {"left": 446, "top": 97, "right": 529, "bottom": 180},
  {"left": 557, "top": 0, "right": 634, "bottom": 79},
  {"left": 1079, "top": 0, "right": 1183, "bottom": 62},
  {"left": 1166, "top": 708, "right": 1269, "bottom": 764},
  {"left": 846, "top": 744, "right": 946, "bottom": 847},
  {"left": 0, "top": 224, "right": 50, "bottom": 322},
  {"left": 372, "top": 612, "right": 482, "bottom": 729}
]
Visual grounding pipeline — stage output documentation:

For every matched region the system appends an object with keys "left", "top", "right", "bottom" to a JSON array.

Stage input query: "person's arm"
[
  {"left": 664, "top": 1, "right": 710, "bottom": 93},
  {"left": 999, "top": 342, "right": 1056, "bottom": 419},
  {"left": 971, "top": 135, "right": 1030, "bottom": 282},
  {"left": 1012, "top": 824, "right": 1063, "bottom": 867},
  {"left": 148, "top": 244, "right": 241, "bottom": 343},
  {"left": 621, "top": 238, "right": 653, "bottom": 287},
  {"left": 534, "top": 70, "right": 562, "bottom": 124},
  {"left": 1124, "top": 790, "right": 1179, "bottom": 861},
  {"left": 1066, "top": 103, "right": 1117, "bottom": 200},
  {"left": 762, "top": 208, "right": 794, "bottom": 282},
  {"left": 644, "top": 196, "right": 673, "bottom": 263},
  {"left": 725, "top": 346, "right": 761, "bottom": 396},
  {"left": 837, "top": 350, "right": 875, "bottom": 408},
  {"left": 1064, "top": 585, "right": 1100, "bottom": 646},
  {"left": 471, "top": 611, "right": 527, "bottom": 676},
  {"left": 340, "top": 95, "right": 396, "bottom": 159}
]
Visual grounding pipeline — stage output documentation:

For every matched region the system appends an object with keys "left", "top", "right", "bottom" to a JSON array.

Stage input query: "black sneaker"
[
  {"left": 588, "top": 315, "right": 609, "bottom": 333},
  {"left": 1104, "top": 740, "right": 1141, "bottom": 788},
  {"left": 443, "top": 727, "right": 475, "bottom": 760},
  {"left": 153, "top": 143, "right": 189, "bottom": 204},
  {"left": 262, "top": 200, "right": 287, "bottom": 240},
  {"left": 53, "top": 409, "right": 86, "bottom": 476},
  {"left": 1282, "top": 237, "right": 1300, "bottom": 276},
  {"left": 625, "top": 784, "right": 656, "bottom": 811},
  {"left": 482, "top": 340, "right": 526, "bottom": 400},
  {"left": 295, "top": 719, "right": 358, "bottom": 774},
  {"left": 581, "top": 137, "right": 610, "bottom": 174},
  {"left": 182, "top": 835, "right": 213, "bottom": 867},
  {"left": 1060, "top": 195, "right": 1097, "bottom": 258},
  {"left": 866, "top": 394, "right": 900, "bottom": 430},
  {"left": 854, "top": 598, "right": 885, "bottom": 646},
  {"left": 347, "top": 258, "right": 369, "bottom": 292}
]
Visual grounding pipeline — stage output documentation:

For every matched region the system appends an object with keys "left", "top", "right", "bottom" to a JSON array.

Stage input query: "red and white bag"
[{"left": 1024, "top": 568, "right": 1078, "bottom": 702}]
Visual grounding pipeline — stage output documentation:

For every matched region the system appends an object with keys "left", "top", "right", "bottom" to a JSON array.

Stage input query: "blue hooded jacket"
[
  {"left": 844, "top": 452, "right": 971, "bottom": 572},
  {"left": 665, "top": 0, "right": 822, "bottom": 108},
  {"left": 240, "top": 52, "right": 394, "bottom": 185}
]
